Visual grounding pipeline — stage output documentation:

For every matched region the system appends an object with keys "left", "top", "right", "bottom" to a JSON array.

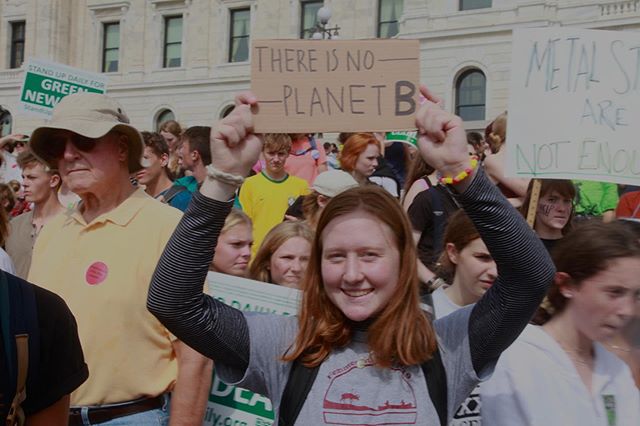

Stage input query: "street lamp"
[{"left": 308, "top": 6, "right": 340, "bottom": 40}]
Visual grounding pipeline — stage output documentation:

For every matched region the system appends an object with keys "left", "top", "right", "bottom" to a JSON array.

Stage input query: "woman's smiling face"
[{"left": 321, "top": 210, "right": 400, "bottom": 322}]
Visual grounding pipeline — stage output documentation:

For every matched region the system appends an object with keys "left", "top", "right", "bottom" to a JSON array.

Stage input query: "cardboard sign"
[
  {"left": 19, "top": 58, "right": 108, "bottom": 119},
  {"left": 203, "top": 272, "right": 301, "bottom": 426},
  {"left": 251, "top": 39, "right": 420, "bottom": 133},
  {"left": 506, "top": 28, "right": 640, "bottom": 185}
]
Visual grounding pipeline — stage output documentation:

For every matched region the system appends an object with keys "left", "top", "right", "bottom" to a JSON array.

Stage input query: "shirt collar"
[{"left": 67, "top": 187, "right": 150, "bottom": 228}]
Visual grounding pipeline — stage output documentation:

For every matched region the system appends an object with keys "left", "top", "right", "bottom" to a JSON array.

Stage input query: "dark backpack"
[
  {"left": 0, "top": 272, "right": 40, "bottom": 426},
  {"left": 278, "top": 346, "right": 448, "bottom": 426}
]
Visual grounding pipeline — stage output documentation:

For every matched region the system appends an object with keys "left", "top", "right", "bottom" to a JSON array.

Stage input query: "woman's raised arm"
[
  {"left": 147, "top": 93, "right": 263, "bottom": 371},
  {"left": 415, "top": 86, "right": 555, "bottom": 374}
]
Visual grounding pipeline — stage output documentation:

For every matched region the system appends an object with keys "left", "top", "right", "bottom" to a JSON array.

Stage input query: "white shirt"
[
  {"left": 431, "top": 286, "right": 462, "bottom": 318},
  {"left": 481, "top": 324, "right": 640, "bottom": 426},
  {"left": 0, "top": 247, "right": 16, "bottom": 274},
  {"left": 431, "top": 286, "right": 483, "bottom": 426}
]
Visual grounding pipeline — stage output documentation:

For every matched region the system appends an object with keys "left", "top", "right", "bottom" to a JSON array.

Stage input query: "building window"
[
  {"left": 460, "top": 0, "right": 492, "bottom": 11},
  {"left": 378, "top": 0, "right": 403, "bottom": 38},
  {"left": 300, "top": 1, "right": 322, "bottom": 38},
  {"left": 163, "top": 16, "right": 183, "bottom": 68},
  {"left": 229, "top": 8, "right": 250, "bottom": 62},
  {"left": 102, "top": 22, "right": 120, "bottom": 72},
  {"left": 10, "top": 21, "right": 25, "bottom": 69},
  {"left": 455, "top": 69, "right": 486, "bottom": 121},
  {"left": 156, "top": 109, "right": 175, "bottom": 130},
  {"left": 220, "top": 105, "right": 235, "bottom": 118}
]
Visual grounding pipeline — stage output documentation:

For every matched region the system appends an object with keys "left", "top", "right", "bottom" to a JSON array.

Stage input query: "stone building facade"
[{"left": 0, "top": 0, "right": 638, "bottom": 134}]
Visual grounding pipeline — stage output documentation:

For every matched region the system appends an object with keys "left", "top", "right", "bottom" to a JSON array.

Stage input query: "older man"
[{"left": 27, "top": 93, "right": 211, "bottom": 425}]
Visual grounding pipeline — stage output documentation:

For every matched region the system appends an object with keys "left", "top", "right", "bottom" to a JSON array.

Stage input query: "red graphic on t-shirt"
[
  {"left": 322, "top": 355, "right": 417, "bottom": 425},
  {"left": 85, "top": 261, "right": 108, "bottom": 285}
]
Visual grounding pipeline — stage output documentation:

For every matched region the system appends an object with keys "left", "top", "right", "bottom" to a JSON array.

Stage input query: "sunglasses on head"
[{"left": 43, "top": 133, "right": 97, "bottom": 161}]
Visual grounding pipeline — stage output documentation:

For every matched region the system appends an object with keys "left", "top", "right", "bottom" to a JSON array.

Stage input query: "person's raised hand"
[
  {"left": 415, "top": 85, "right": 470, "bottom": 180},
  {"left": 210, "top": 92, "right": 263, "bottom": 177},
  {"left": 0, "top": 133, "right": 27, "bottom": 148}
]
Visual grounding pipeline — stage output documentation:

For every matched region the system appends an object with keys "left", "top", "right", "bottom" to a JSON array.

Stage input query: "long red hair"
[
  {"left": 283, "top": 185, "right": 437, "bottom": 368},
  {"left": 339, "top": 133, "right": 382, "bottom": 173}
]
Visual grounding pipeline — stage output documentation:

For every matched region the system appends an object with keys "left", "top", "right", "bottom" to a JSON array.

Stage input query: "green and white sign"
[
  {"left": 19, "top": 58, "right": 108, "bottom": 119},
  {"left": 385, "top": 131, "right": 417, "bottom": 147},
  {"left": 203, "top": 272, "right": 301, "bottom": 426}
]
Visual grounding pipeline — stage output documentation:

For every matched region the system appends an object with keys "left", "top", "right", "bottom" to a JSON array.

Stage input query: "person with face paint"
[
  {"left": 520, "top": 179, "right": 575, "bottom": 253},
  {"left": 148, "top": 86, "right": 555, "bottom": 425},
  {"left": 249, "top": 221, "right": 313, "bottom": 289},
  {"left": 482, "top": 221, "right": 640, "bottom": 426},
  {"left": 210, "top": 209, "right": 253, "bottom": 277}
]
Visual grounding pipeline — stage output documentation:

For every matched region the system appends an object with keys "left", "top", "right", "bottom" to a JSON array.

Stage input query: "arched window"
[
  {"left": 220, "top": 105, "right": 235, "bottom": 118},
  {"left": 0, "top": 107, "right": 12, "bottom": 136},
  {"left": 155, "top": 109, "right": 175, "bottom": 130},
  {"left": 455, "top": 69, "right": 486, "bottom": 121}
]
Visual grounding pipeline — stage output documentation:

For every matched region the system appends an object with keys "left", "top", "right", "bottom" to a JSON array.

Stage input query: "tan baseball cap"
[
  {"left": 312, "top": 170, "right": 359, "bottom": 197},
  {"left": 30, "top": 92, "right": 143, "bottom": 172}
]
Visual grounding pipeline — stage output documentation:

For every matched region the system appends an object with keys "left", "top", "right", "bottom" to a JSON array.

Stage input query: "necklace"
[
  {"left": 558, "top": 344, "right": 594, "bottom": 366},
  {"left": 544, "top": 324, "right": 594, "bottom": 365}
]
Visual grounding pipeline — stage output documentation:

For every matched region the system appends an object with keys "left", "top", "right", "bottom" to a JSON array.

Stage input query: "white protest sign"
[
  {"left": 506, "top": 28, "right": 640, "bottom": 185},
  {"left": 203, "top": 272, "right": 301, "bottom": 426},
  {"left": 19, "top": 58, "right": 108, "bottom": 119}
]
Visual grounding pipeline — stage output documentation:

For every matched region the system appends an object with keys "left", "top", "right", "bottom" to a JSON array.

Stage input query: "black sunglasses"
[{"left": 42, "top": 133, "right": 97, "bottom": 161}]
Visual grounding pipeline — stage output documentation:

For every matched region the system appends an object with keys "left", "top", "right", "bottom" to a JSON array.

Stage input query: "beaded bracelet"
[{"left": 438, "top": 156, "right": 479, "bottom": 185}]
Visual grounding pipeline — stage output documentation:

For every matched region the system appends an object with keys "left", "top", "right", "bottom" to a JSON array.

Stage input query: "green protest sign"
[
  {"left": 19, "top": 58, "right": 108, "bottom": 119},
  {"left": 385, "top": 131, "right": 417, "bottom": 147},
  {"left": 203, "top": 272, "right": 301, "bottom": 426}
]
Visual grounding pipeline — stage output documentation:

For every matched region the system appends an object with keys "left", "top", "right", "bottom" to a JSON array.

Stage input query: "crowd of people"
[{"left": 0, "top": 85, "right": 638, "bottom": 426}]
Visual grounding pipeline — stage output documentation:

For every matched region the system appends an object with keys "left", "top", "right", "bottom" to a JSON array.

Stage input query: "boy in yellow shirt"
[{"left": 237, "top": 134, "right": 309, "bottom": 256}]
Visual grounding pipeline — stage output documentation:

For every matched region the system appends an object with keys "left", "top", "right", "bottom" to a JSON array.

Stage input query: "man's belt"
[{"left": 68, "top": 395, "right": 165, "bottom": 425}]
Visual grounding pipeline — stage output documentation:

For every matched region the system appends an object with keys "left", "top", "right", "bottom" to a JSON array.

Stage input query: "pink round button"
[{"left": 85, "top": 261, "right": 108, "bottom": 285}]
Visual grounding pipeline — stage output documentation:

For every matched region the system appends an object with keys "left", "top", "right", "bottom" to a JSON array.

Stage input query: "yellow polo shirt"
[{"left": 28, "top": 188, "right": 182, "bottom": 406}]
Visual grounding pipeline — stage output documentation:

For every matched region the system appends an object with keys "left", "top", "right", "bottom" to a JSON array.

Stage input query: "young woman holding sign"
[
  {"left": 481, "top": 221, "right": 640, "bottom": 425},
  {"left": 147, "top": 86, "right": 555, "bottom": 425}
]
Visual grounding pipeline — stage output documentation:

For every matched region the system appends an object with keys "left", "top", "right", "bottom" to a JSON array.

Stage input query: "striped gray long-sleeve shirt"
[{"left": 147, "top": 167, "right": 556, "bottom": 375}]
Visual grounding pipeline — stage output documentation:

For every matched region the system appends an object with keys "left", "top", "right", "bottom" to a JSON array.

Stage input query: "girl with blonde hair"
[{"left": 250, "top": 221, "right": 313, "bottom": 289}]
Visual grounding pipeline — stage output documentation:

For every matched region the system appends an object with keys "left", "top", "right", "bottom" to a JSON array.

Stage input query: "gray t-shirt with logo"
[{"left": 217, "top": 305, "right": 491, "bottom": 425}]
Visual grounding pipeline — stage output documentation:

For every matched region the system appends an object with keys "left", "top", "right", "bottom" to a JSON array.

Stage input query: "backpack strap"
[
  {"left": 431, "top": 186, "right": 445, "bottom": 255},
  {"left": 308, "top": 136, "right": 317, "bottom": 151},
  {"left": 277, "top": 356, "right": 320, "bottom": 426},
  {"left": 162, "top": 185, "right": 189, "bottom": 204},
  {"left": 421, "top": 346, "right": 448, "bottom": 426},
  {"left": 6, "top": 334, "right": 28, "bottom": 426}
]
